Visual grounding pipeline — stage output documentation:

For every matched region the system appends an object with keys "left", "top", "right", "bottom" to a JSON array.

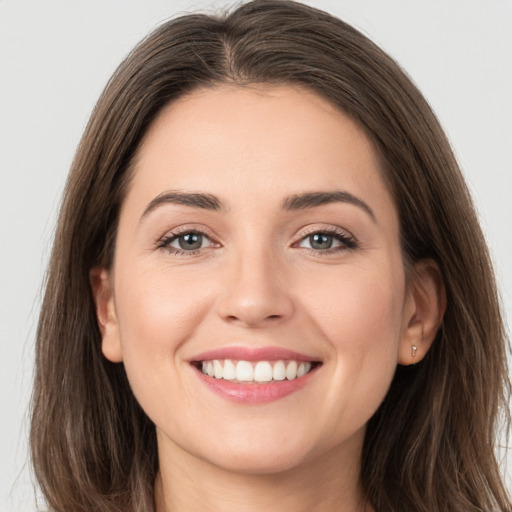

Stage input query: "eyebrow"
[
  {"left": 140, "top": 189, "right": 376, "bottom": 223},
  {"left": 140, "top": 191, "right": 223, "bottom": 221},
  {"left": 281, "top": 191, "right": 377, "bottom": 223}
]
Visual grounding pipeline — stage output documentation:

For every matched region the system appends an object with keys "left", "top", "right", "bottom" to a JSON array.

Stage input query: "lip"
[
  {"left": 190, "top": 346, "right": 322, "bottom": 363},
  {"left": 189, "top": 346, "right": 322, "bottom": 404},
  {"left": 195, "top": 366, "right": 319, "bottom": 403}
]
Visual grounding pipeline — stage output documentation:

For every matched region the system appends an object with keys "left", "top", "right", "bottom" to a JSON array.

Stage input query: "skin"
[{"left": 91, "top": 84, "right": 444, "bottom": 512}]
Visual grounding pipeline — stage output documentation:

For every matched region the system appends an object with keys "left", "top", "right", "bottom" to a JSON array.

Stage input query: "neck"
[{"left": 154, "top": 431, "right": 372, "bottom": 512}]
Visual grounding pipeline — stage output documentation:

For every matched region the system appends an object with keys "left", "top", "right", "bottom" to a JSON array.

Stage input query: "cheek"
[
  {"left": 116, "top": 259, "right": 206, "bottom": 328},
  {"left": 301, "top": 259, "right": 405, "bottom": 417},
  {"left": 113, "top": 261, "right": 210, "bottom": 380},
  {"left": 304, "top": 260, "right": 404, "bottom": 346},
  {"left": 110, "top": 259, "right": 221, "bottom": 434}
]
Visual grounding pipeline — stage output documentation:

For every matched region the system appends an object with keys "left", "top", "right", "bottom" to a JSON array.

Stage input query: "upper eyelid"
[
  {"left": 293, "top": 225, "right": 355, "bottom": 241},
  {"left": 158, "top": 224, "right": 218, "bottom": 241}
]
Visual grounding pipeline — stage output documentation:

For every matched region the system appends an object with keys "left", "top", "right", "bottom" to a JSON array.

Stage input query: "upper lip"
[{"left": 190, "top": 346, "right": 322, "bottom": 363}]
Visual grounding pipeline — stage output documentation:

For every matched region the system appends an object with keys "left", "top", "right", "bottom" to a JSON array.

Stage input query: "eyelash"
[
  {"left": 156, "top": 228, "right": 216, "bottom": 256},
  {"left": 293, "top": 227, "right": 357, "bottom": 255},
  {"left": 156, "top": 226, "right": 357, "bottom": 256}
]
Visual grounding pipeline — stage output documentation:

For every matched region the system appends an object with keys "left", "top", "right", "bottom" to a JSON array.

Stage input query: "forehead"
[{"left": 126, "top": 84, "right": 395, "bottom": 220}]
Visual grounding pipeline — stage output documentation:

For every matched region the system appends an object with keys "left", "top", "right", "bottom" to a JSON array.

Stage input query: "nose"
[{"left": 216, "top": 247, "right": 295, "bottom": 328}]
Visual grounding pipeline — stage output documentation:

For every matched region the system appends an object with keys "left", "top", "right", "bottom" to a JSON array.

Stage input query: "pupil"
[
  {"left": 179, "top": 233, "right": 202, "bottom": 250},
  {"left": 311, "top": 233, "right": 332, "bottom": 250}
]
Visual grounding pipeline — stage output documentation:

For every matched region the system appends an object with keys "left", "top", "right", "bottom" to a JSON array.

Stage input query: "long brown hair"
[{"left": 30, "top": 1, "right": 511, "bottom": 511}]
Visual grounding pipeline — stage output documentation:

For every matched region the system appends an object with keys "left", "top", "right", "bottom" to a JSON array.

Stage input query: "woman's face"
[{"left": 96, "top": 84, "right": 419, "bottom": 475}]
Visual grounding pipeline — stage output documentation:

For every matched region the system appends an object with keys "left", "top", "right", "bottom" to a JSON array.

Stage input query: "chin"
[
  {"left": 160, "top": 425, "right": 319, "bottom": 476},
  {"left": 205, "top": 444, "right": 315, "bottom": 476}
]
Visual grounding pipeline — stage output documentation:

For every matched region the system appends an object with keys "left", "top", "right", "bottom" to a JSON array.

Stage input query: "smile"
[
  {"left": 190, "top": 347, "right": 322, "bottom": 404},
  {"left": 199, "top": 359, "right": 315, "bottom": 383}
]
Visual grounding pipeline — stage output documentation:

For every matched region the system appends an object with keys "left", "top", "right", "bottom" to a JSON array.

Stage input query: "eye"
[
  {"left": 157, "top": 230, "right": 215, "bottom": 254},
  {"left": 172, "top": 232, "right": 207, "bottom": 251},
  {"left": 301, "top": 233, "right": 339, "bottom": 250},
  {"left": 296, "top": 228, "right": 357, "bottom": 253}
]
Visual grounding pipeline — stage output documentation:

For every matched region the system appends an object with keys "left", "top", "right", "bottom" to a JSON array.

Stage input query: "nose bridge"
[{"left": 217, "top": 238, "right": 293, "bottom": 327}]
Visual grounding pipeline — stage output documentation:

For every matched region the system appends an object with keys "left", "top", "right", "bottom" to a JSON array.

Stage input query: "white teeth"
[
  {"left": 223, "top": 359, "right": 236, "bottom": 380},
  {"left": 236, "top": 361, "right": 254, "bottom": 382},
  {"left": 286, "top": 360, "right": 297, "bottom": 380},
  {"left": 272, "top": 360, "right": 286, "bottom": 381},
  {"left": 214, "top": 360, "right": 223, "bottom": 379},
  {"left": 254, "top": 361, "right": 273, "bottom": 382},
  {"left": 297, "top": 362, "right": 311, "bottom": 378},
  {"left": 200, "top": 359, "right": 315, "bottom": 382}
]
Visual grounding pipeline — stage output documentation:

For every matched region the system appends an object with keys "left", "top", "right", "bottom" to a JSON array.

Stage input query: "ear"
[
  {"left": 398, "top": 259, "right": 446, "bottom": 365},
  {"left": 89, "top": 266, "right": 123, "bottom": 363}
]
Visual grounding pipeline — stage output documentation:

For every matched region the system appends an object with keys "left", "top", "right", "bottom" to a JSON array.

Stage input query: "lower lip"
[{"left": 194, "top": 367, "right": 318, "bottom": 404}]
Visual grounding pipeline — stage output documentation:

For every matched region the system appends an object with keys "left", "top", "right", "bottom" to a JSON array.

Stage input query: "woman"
[{"left": 30, "top": 1, "right": 511, "bottom": 511}]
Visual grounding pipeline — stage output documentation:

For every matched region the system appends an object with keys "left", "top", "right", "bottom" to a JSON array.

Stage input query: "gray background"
[{"left": 1, "top": 1, "right": 511, "bottom": 510}]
